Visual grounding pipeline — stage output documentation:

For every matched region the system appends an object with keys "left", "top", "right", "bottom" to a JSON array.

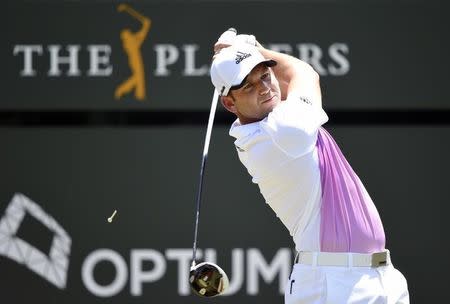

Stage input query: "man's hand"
[
  {"left": 235, "top": 34, "right": 257, "bottom": 46},
  {"left": 213, "top": 29, "right": 259, "bottom": 59}
]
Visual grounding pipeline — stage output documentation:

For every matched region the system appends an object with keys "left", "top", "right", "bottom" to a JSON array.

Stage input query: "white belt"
[{"left": 296, "top": 250, "right": 390, "bottom": 267}]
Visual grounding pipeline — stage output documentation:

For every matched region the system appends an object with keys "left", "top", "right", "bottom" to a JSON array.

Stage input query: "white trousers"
[{"left": 285, "top": 263, "right": 409, "bottom": 304}]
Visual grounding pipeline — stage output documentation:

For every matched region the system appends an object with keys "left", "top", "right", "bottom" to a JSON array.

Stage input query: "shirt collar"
[{"left": 229, "top": 118, "right": 261, "bottom": 139}]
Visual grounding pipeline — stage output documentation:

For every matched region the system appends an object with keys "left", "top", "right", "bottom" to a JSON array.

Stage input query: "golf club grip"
[{"left": 202, "top": 89, "right": 220, "bottom": 157}]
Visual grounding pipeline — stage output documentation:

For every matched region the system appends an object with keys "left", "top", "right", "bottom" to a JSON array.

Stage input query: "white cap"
[{"left": 210, "top": 43, "right": 276, "bottom": 96}]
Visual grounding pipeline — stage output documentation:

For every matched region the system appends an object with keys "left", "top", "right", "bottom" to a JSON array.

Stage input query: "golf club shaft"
[{"left": 192, "top": 89, "right": 220, "bottom": 267}]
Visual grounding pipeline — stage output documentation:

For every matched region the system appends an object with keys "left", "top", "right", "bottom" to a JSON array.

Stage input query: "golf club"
[{"left": 189, "top": 28, "right": 237, "bottom": 298}]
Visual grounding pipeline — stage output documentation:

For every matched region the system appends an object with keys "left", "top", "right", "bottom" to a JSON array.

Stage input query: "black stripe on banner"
[{"left": 0, "top": 110, "right": 449, "bottom": 127}]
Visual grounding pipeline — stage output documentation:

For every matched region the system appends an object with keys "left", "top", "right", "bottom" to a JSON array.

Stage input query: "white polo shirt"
[{"left": 229, "top": 93, "right": 328, "bottom": 251}]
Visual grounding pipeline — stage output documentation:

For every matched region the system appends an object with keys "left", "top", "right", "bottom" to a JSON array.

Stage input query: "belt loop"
[
  {"left": 348, "top": 253, "right": 354, "bottom": 268},
  {"left": 312, "top": 252, "right": 318, "bottom": 267}
]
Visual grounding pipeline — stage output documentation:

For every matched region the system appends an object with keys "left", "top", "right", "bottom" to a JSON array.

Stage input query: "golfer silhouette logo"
[{"left": 115, "top": 4, "right": 151, "bottom": 101}]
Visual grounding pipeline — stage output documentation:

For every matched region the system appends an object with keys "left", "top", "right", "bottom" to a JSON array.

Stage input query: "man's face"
[{"left": 224, "top": 63, "right": 281, "bottom": 124}]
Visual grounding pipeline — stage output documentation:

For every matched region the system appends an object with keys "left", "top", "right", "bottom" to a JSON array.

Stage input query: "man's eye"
[
  {"left": 244, "top": 84, "right": 253, "bottom": 91},
  {"left": 261, "top": 73, "right": 269, "bottom": 79}
]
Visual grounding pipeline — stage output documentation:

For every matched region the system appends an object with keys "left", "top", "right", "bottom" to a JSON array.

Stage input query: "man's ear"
[{"left": 221, "top": 95, "right": 237, "bottom": 114}]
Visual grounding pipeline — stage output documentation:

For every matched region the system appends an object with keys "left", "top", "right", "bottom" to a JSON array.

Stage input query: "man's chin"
[
  {"left": 266, "top": 97, "right": 280, "bottom": 109},
  {"left": 262, "top": 102, "right": 278, "bottom": 117}
]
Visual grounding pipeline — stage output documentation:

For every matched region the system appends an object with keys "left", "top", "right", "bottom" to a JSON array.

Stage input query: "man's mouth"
[{"left": 261, "top": 95, "right": 275, "bottom": 104}]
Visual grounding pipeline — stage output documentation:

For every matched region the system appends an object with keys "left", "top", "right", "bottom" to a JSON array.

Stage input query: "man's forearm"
[{"left": 258, "top": 44, "right": 322, "bottom": 106}]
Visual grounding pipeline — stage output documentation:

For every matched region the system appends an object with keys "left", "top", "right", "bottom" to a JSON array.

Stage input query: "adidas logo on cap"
[{"left": 235, "top": 51, "right": 251, "bottom": 64}]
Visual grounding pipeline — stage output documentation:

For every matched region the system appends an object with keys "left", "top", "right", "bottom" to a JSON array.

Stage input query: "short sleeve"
[{"left": 260, "top": 93, "right": 328, "bottom": 158}]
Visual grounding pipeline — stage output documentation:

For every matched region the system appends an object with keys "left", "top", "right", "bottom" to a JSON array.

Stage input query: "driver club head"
[{"left": 189, "top": 262, "right": 229, "bottom": 297}]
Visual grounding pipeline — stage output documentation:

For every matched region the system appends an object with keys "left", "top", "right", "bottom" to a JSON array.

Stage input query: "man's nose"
[{"left": 258, "top": 80, "right": 270, "bottom": 95}]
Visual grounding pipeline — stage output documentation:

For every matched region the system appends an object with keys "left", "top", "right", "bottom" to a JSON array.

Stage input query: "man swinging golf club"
[{"left": 209, "top": 29, "right": 410, "bottom": 303}]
